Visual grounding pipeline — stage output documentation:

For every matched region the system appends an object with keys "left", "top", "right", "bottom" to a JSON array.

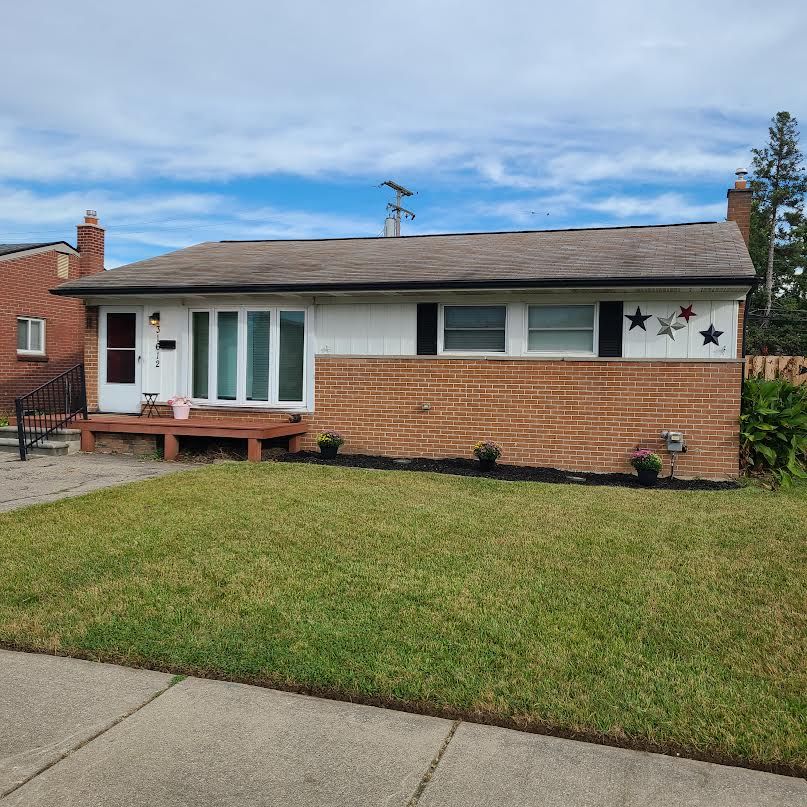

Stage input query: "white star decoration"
[{"left": 657, "top": 313, "right": 687, "bottom": 340}]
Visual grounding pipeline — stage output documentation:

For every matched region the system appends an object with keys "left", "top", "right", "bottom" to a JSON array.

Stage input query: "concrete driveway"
[
  {"left": 0, "top": 453, "right": 192, "bottom": 512},
  {"left": 1, "top": 650, "right": 804, "bottom": 806}
]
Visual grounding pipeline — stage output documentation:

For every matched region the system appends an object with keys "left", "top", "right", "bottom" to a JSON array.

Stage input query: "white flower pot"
[{"left": 172, "top": 404, "right": 191, "bottom": 420}]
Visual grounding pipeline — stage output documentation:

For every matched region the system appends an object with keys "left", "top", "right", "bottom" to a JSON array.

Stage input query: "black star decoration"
[
  {"left": 700, "top": 323, "right": 723, "bottom": 346},
  {"left": 625, "top": 306, "right": 652, "bottom": 331}
]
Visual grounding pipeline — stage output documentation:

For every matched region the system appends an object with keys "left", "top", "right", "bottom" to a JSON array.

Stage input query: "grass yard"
[{"left": 0, "top": 463, "right": 805, "bottom": 772}]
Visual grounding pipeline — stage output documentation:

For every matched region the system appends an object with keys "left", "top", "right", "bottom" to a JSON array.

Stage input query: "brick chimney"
[
  {"left": 77, "top": 209, "right": 105, "bottom": 276},
  {"left": 726, "top": 169, "right": 752, "bottom": 247}
]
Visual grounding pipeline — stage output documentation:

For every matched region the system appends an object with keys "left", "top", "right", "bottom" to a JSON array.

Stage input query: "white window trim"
[
  {"left": 438, "top": 304, "right": 509, "bottom": 355},
  {"left": 523, "top": 303, "right": 599, "bottom": 357},
  {"left": 16, "top": 316, "right": 46, "bottom": 355},
  {"left": 187, "top": 306, "right": 310, "bottom": 409}
]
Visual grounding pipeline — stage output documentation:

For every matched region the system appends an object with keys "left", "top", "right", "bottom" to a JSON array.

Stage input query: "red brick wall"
[
  {"left": 308, "top": 357, "right": 742, "bottom": 478},
  {"left": 84, "top": 306, "right": 99, "bottom": 411},
  {"left": 0, "top": 251, "right": 85, "bottom": 412}
]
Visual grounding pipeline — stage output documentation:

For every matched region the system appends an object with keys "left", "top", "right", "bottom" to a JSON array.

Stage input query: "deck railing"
[{"left": 14, "top": 364, "right": 88, "bottom": 460}]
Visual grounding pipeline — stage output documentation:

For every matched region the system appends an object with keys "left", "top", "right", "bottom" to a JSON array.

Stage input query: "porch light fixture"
[{"left": 149, "top": 312, "right": 160, "bottom": 327}]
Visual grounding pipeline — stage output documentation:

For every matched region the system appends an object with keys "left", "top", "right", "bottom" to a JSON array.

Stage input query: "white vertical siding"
[
  {"left": 141, "top": 304, "right": 184, "bottom": 399},
  {"left": 316, "top": 303, "right": 417, "bottom": 355},
  {"left": 623, "top": 300, "right": 738, "bottom": 359}
]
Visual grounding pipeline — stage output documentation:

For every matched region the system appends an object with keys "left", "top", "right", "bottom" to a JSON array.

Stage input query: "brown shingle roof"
[{"left": 53, "top": 222, "right": 756, "bottom": 296}]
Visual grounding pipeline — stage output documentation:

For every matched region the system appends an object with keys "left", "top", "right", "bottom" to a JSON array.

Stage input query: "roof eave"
[{"left": 51, "top": 275, "right": 759, "bottom": 297}]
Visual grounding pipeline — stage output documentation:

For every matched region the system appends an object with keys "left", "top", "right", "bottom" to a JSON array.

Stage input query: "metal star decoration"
[
  {"left": 678, "top": 304, "right": 696, "bottom": 322},
  {"left": 625, "top": 306, "right": 652, "bottom": 331},
  {"left": 657, "top": 313, "right": 687, "bottom": 339},
  {"left": 699, "top": 323, "right": 723, "bottom": 346}
]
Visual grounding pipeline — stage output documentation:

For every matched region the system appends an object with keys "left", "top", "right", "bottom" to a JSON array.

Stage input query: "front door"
[{"left": 99, "top": 307, "right": 142, "bottom": 412}]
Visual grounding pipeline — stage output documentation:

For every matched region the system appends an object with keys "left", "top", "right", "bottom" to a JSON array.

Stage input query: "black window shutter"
[
  {"left": 598, "top": 302, "right": 623, "bottom": 357},
  {"left": 416, "top": 303, "right": 438, "bottom": 355}
]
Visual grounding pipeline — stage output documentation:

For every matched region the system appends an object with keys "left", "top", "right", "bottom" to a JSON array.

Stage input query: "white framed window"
[
  {"left": 189, "top": 306, "right": 308, "bottom": 407},
  {"left": 440, "top": 305, "right": 507, "bottom": 353},
  {"left": 525, "top": 304, "right": 597, "bottom": 355},
  {"left": 16, "top": 316, "right": 46, "bottom": 355}
]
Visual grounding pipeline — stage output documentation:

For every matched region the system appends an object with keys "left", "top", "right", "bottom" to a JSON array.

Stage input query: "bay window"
[
  {"left": 527, "top": 304, "right": 596, "bottom": 354},
  {"left": 190, "top": 307, "right": 307, "bottom": 406}
]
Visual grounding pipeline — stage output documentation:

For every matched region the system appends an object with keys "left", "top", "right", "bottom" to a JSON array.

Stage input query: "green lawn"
[{"left": 1, "top": 463, "right": 805, "bottom": 771}]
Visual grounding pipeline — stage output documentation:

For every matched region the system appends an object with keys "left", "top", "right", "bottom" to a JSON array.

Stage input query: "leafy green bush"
[{"left": 741, "top": 377, "right": 807, "bottom": 486}]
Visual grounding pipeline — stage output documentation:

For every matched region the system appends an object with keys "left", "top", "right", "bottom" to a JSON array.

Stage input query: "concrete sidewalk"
[
  {"left": 0, "top": 453, "right": 191, "bottom": 512},
  {"left": 1, "top": 650, "right": 803, "bottom": 806}
]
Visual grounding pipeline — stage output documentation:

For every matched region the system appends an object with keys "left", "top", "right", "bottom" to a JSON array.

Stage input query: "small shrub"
[
  {"left": 741, "top": 377, "right": 807, "bottom": 487},
  {"left": 473, "top": 441, "right": 502, "bottom": 462},
  {"left": 316, "top": 430, "right": 344, "bottom": 448},
  {"left": 0, "top": 411, "right": 9, "bottom": 428},
  {"left": 630, "top": 449, "right": 662, "bottom": 472}
]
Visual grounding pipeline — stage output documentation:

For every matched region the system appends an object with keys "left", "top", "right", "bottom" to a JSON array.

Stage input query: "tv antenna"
[{"left": 380, "top": 180, "right": 416, "bottom": 236}]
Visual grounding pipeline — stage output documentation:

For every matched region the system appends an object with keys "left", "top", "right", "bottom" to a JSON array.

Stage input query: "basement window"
[
  {"left": 441, "top": 305, "right": 506, "bottom": 352},
  {"left": 17, "top": 317, "right": 46, "bottom": 355}
]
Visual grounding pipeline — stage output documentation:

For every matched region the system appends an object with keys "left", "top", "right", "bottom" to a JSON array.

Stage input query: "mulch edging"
[{"left": 276, "top": 452, "right": 740, "bottom": 491}]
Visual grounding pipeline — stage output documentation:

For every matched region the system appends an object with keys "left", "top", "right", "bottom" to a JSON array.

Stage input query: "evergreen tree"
[{"left": 749, "top": 112, "right": 807, "bottom": 328}]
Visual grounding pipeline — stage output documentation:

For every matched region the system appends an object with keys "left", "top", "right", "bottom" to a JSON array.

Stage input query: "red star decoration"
[{"left": 678, "top": 304, "right": 696, "bottom": 322}]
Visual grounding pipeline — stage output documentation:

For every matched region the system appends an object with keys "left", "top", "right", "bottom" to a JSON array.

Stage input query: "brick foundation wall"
[
  {"left": 1, "top": 251, "right": 85, "bottom": 412},
  {"left": 95, "top": 433, "right": 159, "bottom": 456}
]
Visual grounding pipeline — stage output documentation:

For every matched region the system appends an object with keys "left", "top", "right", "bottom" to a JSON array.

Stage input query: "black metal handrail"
[{"left": 14, "top": 364, "right": 88, "bottom": 460}]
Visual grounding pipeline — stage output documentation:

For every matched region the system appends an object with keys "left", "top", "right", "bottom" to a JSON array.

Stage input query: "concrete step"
[
  {"left": 0, "top": 437, "right": 70, "bottom": 457},
  {"left": 0, "top": 425, "right": 81, "bottom": 442}
]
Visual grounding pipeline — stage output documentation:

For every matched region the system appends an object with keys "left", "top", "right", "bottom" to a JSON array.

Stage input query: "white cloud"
[
  {"left": 0, "top": 0, "right": 803, "bottom": 261},
  {"left": 0, "top": 1, "right": 802, "bottom": 187}
]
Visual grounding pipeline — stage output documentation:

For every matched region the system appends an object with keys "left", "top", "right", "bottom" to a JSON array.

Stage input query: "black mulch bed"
[{"left": 276, "top": 451, "right": 739, "bottom": 490}]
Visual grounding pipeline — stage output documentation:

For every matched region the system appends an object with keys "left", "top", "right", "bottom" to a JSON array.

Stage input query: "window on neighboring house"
[
  {"left": 16, "top": 317, "right": 45, "bottom": 355},
  {"left": 527, "top": 304, "right": 596, "bottom": 354},
  {"left": 190, "top": 307, "right": 308, "bottom": 406},
  {"left": 442, "top": 305, "right": 506, "bottom": 352}
]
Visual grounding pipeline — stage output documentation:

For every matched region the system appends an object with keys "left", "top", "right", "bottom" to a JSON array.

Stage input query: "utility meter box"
[{"left": 661, "top": 430, "right": 686, "bottom": 453}]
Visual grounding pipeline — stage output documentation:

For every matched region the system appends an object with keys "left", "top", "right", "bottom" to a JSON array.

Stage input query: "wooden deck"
[{"left": 79, "top": 416, "right": 307, "bottom": 462}]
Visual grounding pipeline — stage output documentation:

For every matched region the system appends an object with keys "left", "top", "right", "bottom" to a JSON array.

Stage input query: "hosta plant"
[{"left": 740, "top": 377, "right": 807, "bottom": 487}]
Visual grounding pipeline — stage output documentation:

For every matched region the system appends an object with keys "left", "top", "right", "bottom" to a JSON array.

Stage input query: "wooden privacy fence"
[{"left": 744, "top": 355, "right": 807, "bottom": 385}]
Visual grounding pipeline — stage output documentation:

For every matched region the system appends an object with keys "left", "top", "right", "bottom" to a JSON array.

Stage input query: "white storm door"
[{"left": 99, "top": 307, "right": 143, "bottom": 412}]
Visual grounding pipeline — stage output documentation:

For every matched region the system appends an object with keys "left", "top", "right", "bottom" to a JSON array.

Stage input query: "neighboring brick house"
[
  {"left": 53, "top": 176, "right": 755, "bottom": 478},
  {"left": 0, "top": 212, "right": 105, "bottom": 414}
]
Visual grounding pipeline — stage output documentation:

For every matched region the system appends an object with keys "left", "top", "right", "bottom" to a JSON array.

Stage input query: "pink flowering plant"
[
  {"left": 167, "top": 395, "right": 192, "bottom": 406},
  {"left": 473, "top": 440, "right": 502, "bottom": 462},
  {"left": 630, "top": 449, "right": 662, "bottom": 472},
  {"left": 316, "top": 430, "right": 344, "bottom": 448}
]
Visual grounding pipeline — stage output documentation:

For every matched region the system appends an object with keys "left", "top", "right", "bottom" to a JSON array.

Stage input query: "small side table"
[{"left": 141, "top": 392, "right": 160, "bottom": 418}]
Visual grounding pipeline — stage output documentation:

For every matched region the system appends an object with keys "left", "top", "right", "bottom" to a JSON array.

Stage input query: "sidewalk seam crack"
[
  {"left": 406, "top": 719, "right": 460, "bottom": 807},
  {"left": 1, "top": 678, "right": 176, "bottom": 800}
]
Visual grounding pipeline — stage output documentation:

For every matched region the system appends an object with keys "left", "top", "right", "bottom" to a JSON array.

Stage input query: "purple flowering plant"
[{"left": 630, "top": 449, "right": 662, "bottom": 472}]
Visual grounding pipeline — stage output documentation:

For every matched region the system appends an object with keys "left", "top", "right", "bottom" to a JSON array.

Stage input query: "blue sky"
[{"left": 0, "top": 1, "right": 804, "bottom": 268}]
